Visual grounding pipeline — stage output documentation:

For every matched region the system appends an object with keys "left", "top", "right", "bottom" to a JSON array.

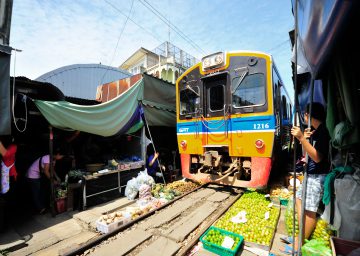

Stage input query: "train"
[{"left": 176, "top": 51, "right": 292, "bottom": 188}]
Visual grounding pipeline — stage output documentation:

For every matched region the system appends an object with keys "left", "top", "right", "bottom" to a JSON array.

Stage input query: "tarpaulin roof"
[
  {"left": 291, "top": 0, "right": 355, "bottom": 76},
  {"left": 34, "top": 74, "right": 176, "bottom": 137}
]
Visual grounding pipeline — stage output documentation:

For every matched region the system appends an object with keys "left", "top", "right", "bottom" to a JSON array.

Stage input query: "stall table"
[{"left": 82, "top": 164, "right": 143, "bottom": 209}]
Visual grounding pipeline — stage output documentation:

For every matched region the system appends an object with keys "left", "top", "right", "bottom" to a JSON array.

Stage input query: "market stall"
[{"left": 33, "top": 74, "right": 177, "bottom": 211}]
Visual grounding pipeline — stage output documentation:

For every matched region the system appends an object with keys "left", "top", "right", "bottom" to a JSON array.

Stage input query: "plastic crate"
[
  {"left": 280, "top": 197, "right": 289, "bottom": 206},
  {"left": 200, "top": 226, "right": 243, "bottom": 256}
]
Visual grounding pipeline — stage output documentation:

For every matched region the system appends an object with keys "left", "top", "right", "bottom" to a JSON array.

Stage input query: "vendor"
[
  {"left": 26, "top": 148, "right": 63, "bottom": 214},
  {"left": 0, "top": 136, "right": 17, "bottom": 230},
  {"left": 146, "top": 144, "right": 159, "bottom": 180}
]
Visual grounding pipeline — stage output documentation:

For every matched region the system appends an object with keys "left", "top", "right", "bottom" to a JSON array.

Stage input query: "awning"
[
  {"left": 291, "top": 0, "right": 354, "bottom": 76},
  {"left": 34, "top": 74, "right": 176, "bottom": 137}
]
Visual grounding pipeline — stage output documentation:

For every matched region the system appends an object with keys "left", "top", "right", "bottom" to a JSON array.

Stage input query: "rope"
[{"left": 11, "top": 50, "right": 28, "bottom": 133}]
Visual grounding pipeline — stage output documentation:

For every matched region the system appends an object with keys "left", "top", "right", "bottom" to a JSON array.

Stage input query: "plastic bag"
[
  {"left": 285, "top": 198, "right": 298, "bottom": 236},
  {"left": 139, "top": 184, "right": 152, "bottom": 199},
  {"left": 334, "top": 167, "right": 360, "bottom": 240},
  {"left": 136, "top": 170, "right": 155, "bottom": 189},
  {"left": 125, "top": 178, "right": 138, "bottom": 200},
  {"left": 301, "top": 239, "right": 332, "bottom": 256},
  {"left": 310, "top": 219, "right": 335, "bottom": 247},
  {"left": 321, "top": 199, "right": 341, "bottom": 230}
]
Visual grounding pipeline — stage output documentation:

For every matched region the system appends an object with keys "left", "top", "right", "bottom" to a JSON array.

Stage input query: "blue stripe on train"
[{"left": 177, "top": 115, "right": 276, "bottom": 134}]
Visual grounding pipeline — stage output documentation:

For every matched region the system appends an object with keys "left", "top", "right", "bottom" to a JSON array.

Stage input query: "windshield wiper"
[
  {"left": 185, "top": 84, "right": 200, "bottom": 97},
  {"left": 231, "top": 67, "right": 248, "bottom": 94}
]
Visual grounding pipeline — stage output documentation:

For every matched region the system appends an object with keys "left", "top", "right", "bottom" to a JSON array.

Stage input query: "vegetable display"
[{"left": 214, "top": 191, "right": 280, "bottom": 246}]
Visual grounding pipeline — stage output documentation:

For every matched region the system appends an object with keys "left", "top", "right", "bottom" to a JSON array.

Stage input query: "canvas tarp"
[
  {"left": 291, "top": 0, "right": 354, "bottom": 76},
  {"left": 0, "top": 46, "right": 11, "bottom": 135},
  {"left": 34, "top": 74, "right": 176, "bottom": 137}
]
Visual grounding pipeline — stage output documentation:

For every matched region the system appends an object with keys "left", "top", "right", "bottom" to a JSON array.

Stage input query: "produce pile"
[
  {"left": 285, "top": 199, "right": 299, "bottom": 236},
  {"left": 68, "top": 169, "right": 83, "bottom": 183},
  {"left": 55, "top": 183, "right": 67, "bottom": 199},
  {"left": 98, "top": 211, "right": 130, "bottom": 225},
  {"left": 165, "top": 180, "right": 200, "bottom": 193},
  {"left": 214, "top": 191, "right": 280, "bottom": 246},
  {"left": 310, "top": 219, "right": 335, "bottom": 248},
  {"left": 270, "top": 184, "right": 293, "bottom": 199},
  {"left": 151, "top": 183, "right": 180, "bottom": 200}
]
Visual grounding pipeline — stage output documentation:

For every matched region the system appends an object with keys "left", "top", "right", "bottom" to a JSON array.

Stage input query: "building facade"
[{"left": 120, "top": 41, "right": 198, "bottom": 84}]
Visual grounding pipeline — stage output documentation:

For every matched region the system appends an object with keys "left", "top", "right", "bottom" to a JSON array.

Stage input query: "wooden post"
[{"left": 49, "top": 126, "right": 56, "bottom": 217}]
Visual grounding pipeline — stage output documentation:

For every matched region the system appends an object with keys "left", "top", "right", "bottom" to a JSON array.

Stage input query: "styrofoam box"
[{"left": 96, "top": 216, "right": 131, "bottom": 234}]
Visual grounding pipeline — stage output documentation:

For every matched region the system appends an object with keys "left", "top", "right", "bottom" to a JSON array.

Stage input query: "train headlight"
[
  {"left": 180, "top": 140, "right": 187, "bottom": 149},
  {"left": 255, "top": 139, "right": 265, "bottom": 149},
  {"left": 201, "top": 52, "right": 225, "bottom": 71},
  {"left": 203, "top": 58, "right": 211, "bottom": 69}
]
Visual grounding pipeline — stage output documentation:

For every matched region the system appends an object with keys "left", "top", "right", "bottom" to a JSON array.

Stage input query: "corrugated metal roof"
[{"left": 36, "top": 64, "right": 131, "bottom": 99}]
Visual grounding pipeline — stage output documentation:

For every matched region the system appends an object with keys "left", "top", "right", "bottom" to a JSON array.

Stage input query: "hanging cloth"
[
  {"left": 322, "top": 165, "right": 353, "bottom": 205},
  {"left": 1, "top": 161, "right": 14, "bottom": 194}
]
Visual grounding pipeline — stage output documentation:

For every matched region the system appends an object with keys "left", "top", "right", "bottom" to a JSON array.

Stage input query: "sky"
[{"left": 10, "top": 0, "right": 294, "bottom": 96}]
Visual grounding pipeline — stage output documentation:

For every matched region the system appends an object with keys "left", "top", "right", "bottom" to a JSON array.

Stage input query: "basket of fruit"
[{"left": 200, "top": 226, "right": 243, "bottom": 256}]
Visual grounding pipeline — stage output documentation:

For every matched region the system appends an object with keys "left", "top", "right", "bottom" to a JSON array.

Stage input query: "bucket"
[{"left": 56, "top": 197, "right": 67, "bottom": 214}]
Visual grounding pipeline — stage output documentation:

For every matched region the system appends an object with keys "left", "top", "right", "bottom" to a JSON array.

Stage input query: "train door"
[
  {"left": 202, "top": 73, "right": 229, "bottom": 146},
  {"left": 272, "top": 69, "right": 282, "bottom": 137}
]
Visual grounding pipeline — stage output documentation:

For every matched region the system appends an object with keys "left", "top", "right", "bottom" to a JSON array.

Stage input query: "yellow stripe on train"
[{"left": 177, "top": 130, "right": 274, "bottom": 157}]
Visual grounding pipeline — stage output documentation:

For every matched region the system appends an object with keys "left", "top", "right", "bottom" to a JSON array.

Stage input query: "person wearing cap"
[{"left": 281, "top": 102, "right": 330, "bottom": 254}]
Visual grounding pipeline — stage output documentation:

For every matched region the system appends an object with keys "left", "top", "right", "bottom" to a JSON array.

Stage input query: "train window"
[
  {"left": 282, "top": 96, "right": 288, "bottom": 119},
  {"left": 179, "top": 86, "right": 200, "bottom": 115},
  {"left": 209, "top": 84, "right": 225, "bottom": 111},
  {"left": 232, "top": 73, "right": 265, "bottom": 108}
]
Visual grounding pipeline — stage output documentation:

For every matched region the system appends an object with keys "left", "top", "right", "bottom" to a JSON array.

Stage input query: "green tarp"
[{"left": 34, "top": 74, "right": 176, "bottom": 137}]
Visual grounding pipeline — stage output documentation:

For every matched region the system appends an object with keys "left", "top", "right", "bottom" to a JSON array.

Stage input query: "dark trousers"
[
  {"left": 0, "top": 177, "right": 16, "bottom": 231},
  {"left": 27, "top": 178, "right": 45, "bottom": 211}
]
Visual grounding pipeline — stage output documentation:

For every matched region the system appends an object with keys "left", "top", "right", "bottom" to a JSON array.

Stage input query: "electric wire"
[
  {"left": 138, "top": 0, "right": 206, "bottom": 55},
  {"left": 266, "top": 39, "right": 291, "bottom": 53},
  {"left": 100, "top": 0, "right": 135, "bottom": 89},
  {"left": 104, "top": 0, "right": 165, "bottom": 44}
]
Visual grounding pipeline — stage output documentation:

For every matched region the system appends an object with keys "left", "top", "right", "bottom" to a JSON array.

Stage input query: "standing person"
[
  {"left": 0, "top": 136, "right": 17, "bottom": 230},
  {"left": 146, "top": 144, "right": 159, "bottom": 181},
  {"left": 0, "top": 137, "right": 17, "bottom": 194},
  {"left": 26, "top": 149, "right": 63, "bottom": 214},
  {"left": 280, "top": 102, "right": 330, "bottom": 254}
]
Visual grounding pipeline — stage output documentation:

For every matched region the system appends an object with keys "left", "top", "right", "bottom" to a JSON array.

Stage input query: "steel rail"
[
  {"left": 62, "top": 183, "right": 205, "bottom": 256},
  {"left": 178, "top": 188, "right": 244, "bottom": 256}
]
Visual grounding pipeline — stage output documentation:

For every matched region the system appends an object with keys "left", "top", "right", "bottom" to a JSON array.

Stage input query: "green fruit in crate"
[{"left": 214, "top": 191, "right": 279, "bottom": 245}]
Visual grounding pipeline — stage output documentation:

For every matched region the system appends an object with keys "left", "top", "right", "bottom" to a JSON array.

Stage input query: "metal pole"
[
  {"left": 297, "top": 78, "right": 315, "bottom": 255},
  {"left": 141, "top": 103, "right": 167, "bottom": 185},
  {"left": 49, "top": 126, "right": 56, "bottom": 217},
  {"left": 292, "top": 0, "right": 299, "bottom": 255}
]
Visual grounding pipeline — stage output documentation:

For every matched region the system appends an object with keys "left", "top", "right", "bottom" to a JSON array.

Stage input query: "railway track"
[{"left": 65, "top": 184, "right": 243, "bottom": 256}]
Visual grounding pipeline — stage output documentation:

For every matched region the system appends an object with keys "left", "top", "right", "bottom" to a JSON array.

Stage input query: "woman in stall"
[{"left": 26, "top": 148, "right": 63, "bottom": 214}]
